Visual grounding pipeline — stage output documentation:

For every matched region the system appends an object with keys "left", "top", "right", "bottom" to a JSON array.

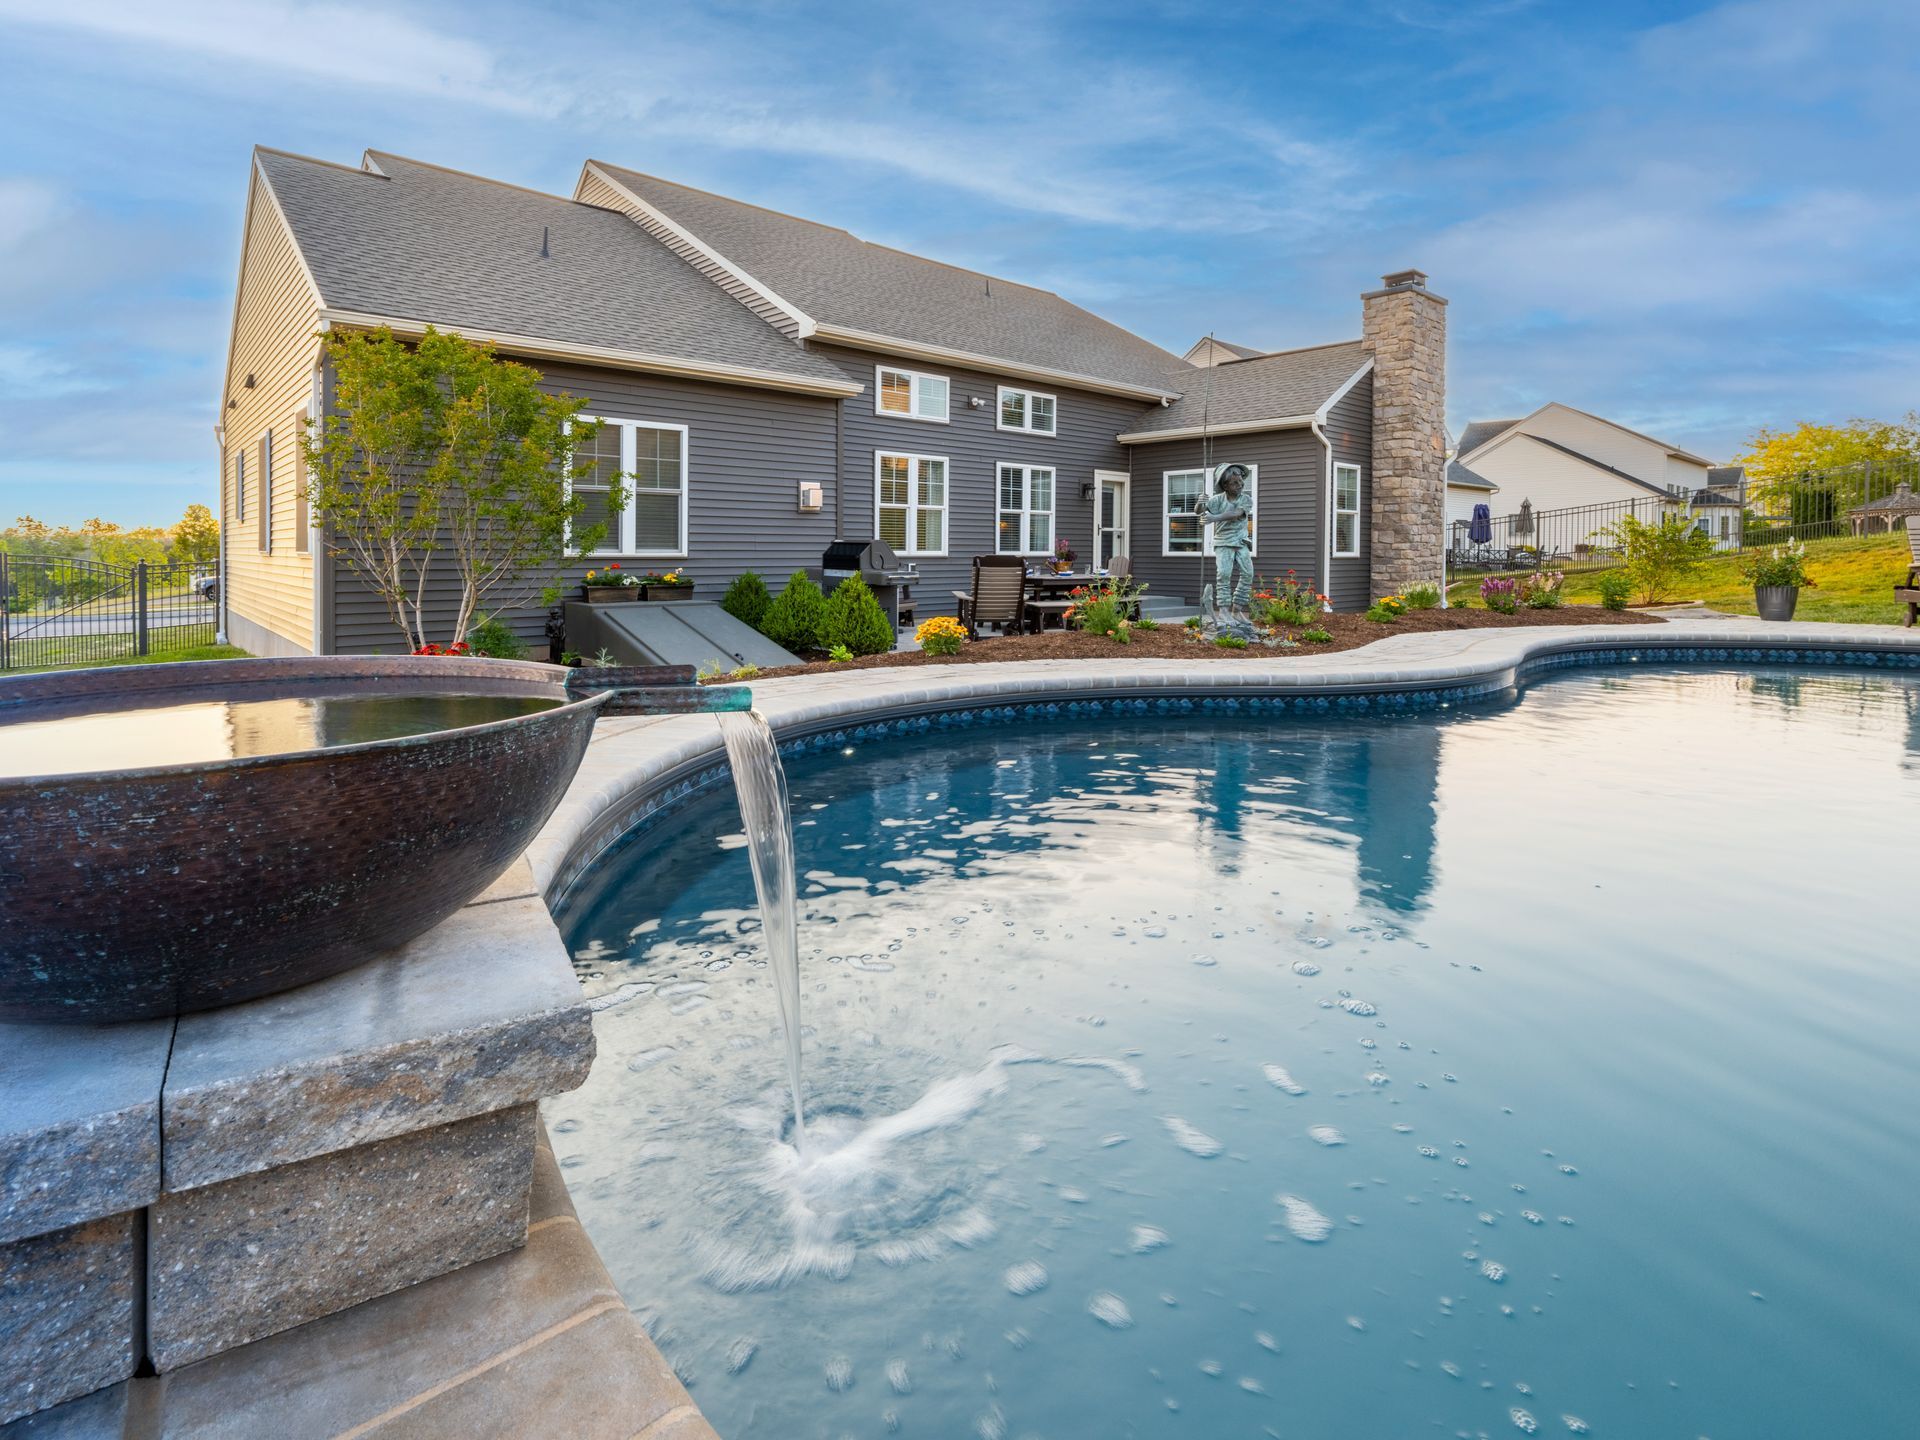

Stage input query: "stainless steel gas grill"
[{"left": 818, "top": 538, "right": 917, "bottom": 632}]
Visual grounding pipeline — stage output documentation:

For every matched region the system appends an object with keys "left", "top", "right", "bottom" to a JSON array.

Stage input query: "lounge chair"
[
  {"left": 1898, "top": 525, "right": 1920, "bottom": 627},
  {"left": 953, "top": 555, "right": 1027, "bottom": 639}
]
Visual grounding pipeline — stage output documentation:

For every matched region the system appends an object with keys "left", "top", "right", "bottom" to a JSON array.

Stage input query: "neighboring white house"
[
  {"left": 1445, "top": 458, "right": 1498, "bottom": 529},
  {"left": 1454, "top": 403, "right": 1742, "bottom": 552}
]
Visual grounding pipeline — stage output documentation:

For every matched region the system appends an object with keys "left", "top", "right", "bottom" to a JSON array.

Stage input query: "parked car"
[{"left": 192, "top": 572, "right": 219, "bottom": 605}]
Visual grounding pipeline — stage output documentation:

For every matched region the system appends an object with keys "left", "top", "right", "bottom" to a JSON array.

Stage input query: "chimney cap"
[{"left": 1380, "top": 269, "right": 1428, "bottom": 289}]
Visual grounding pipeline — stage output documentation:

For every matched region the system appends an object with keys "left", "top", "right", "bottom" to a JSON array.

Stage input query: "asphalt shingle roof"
[
  {"left": 590, "top": 162, "right": 1188, "bottom": 395},
  {"left": 256, "top": 149, "right": 853, "bottom": 390},
  {"left": 1446, "top": 460, "right": 1498, "bottom": 491},
  {"left": 1187, "top": 337, "right": 1268, "bottom": 361},
  {"left": 1455, "top": 418, "right": 1519, "bottom": 458},
  {"left": 1118, "top": 341, "right": 1371, "bottom": 438}
]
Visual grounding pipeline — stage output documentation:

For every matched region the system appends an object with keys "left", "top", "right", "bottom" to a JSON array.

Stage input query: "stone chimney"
[{"left": 1361, "top": 269, "right": 1447, "bottom": 597}]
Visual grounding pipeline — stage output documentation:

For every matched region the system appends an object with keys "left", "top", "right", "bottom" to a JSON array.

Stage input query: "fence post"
[
  {"left": 135, "top": 560, "right": 149, "bottom": 657},
  {"left": 0, "top": 551, "right": 9, "bottom": 671}
]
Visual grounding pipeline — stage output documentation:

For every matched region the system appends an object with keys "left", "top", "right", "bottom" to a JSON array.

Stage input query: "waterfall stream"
[{"left": 717, "top": 710, "right": 807, "bottom": 1147}]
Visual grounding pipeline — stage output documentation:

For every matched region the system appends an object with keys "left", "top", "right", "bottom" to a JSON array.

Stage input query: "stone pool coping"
[{"left": 528, "top": 617, "right": 1920, "bottom": 907}]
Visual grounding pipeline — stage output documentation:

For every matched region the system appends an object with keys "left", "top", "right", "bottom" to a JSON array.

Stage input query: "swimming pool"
[{"left": 551, "top": 665, "right": 1920, "bottom": 1437}]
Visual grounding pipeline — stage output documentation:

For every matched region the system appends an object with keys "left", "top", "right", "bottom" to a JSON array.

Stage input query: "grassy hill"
[{"left": 1448, "top": 531, "right": 1914, "bottom": 624}]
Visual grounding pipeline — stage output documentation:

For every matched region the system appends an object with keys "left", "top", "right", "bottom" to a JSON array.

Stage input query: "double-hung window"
[
  {"left": 875, "top": 365, "right": 949, "bottom": 423},
  {"left": 570, "top": 418, "right": 689, "bottom": 556},
  {"left": 1163, "top": 465, "right": 1258, "bottom": 556},
  {"left": 234, "top": 450, "right": 246, "bottom": 523},
  {"left": 1333, "top": 462, "right": 1362, "bottom": 557},
  {"left": 997, "top": 386, "right": 1057, "bottom": 435},
  {"left": 258, "top": 430, "right": 273, "bottom": 553},
  {"left": 876, "top": 451, "right": 947, "bottom": 556},
  {"left": 996, "top": 464, "right": 1055, "bottom": 555}
]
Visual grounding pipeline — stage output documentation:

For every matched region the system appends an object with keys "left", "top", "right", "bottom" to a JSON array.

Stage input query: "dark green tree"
[
  {"left": 721, "top": 570, "right": 773, "bottom": 631},
  {"left": 823, "top": 575, "right": 895, "bottom": 656},
  {"left": 761, "top": 570, "right": 828, "bottom": 653}
]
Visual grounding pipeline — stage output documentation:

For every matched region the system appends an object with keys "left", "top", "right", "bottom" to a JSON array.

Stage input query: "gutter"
[
  {"left": 1116, "top": 414, "right": 1315, "bottom": 446},
  {"left": 811, "top": 323, "right": 1182, "bottom": 404},
  {"left": 316, "top": 310, "right": 864, "bottom": 399}
]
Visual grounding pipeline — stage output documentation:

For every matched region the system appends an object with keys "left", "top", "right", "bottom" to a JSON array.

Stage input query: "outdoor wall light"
[
  {"left": 797, "top": 481, "right": 824, "bottom": 513},
  {"left": 1080, "top": 480, "right": 1095, "bottom": 501},
  {"left": 968, "top": 396, "right": 987, "bottom": 408}
]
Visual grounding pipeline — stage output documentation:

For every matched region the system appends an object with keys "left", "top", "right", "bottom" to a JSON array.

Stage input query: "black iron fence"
[
  {"left": 0, "top": 554, "right": 219, "bottom": 671},
  {"left": 1449, "top": 455, "right": 1920, "bottom": 576}
]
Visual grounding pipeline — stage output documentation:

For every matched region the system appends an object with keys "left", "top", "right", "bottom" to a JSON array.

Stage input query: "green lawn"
[
  {"left": 1450, "top": 532, "right": 1914, "bottom": 624},
  {"left": 3, "top": 637, "right": 248, "bottom": 675}
]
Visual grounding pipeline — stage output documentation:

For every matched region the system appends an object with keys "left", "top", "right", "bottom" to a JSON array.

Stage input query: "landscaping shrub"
[
  {"left": 1404, "top": 582, "right": 1441, "bottom": 610},
  {"left": 1596, "top": 570, "right": 1632, "bottom": 611},
  {"left": 1603, "top": 512, "right": 1716, "bottom": 605},
  {"left": 1133, "top": 614, "right": 1159, "bottom": 631},
  {"left": 721, "top": 570, "right": 772, "bottom": 630},
  {"left": 1256, "top": 572, "right": 1326, "bottom": 627},
  {"left": 1214, "top": 633, "right": 1249, "bottom": 648},
  {"left": 729, "top": 663, "right": 760, "bottom": 680},
  {"left": 1301, "top": 626, "right": 1334, "bottom": 643},
  {"left": 827, "top": 643, "right": 855, "bottom": 663},
  {"left": 1480, "top": 577, "right": 1520, "bottom": 613},
  {"left": 1520, "top": 571, "right": 1565, "bottom": 609},
  {"left": 762, "top": 571, "right": 828, "bottom": 652},
  {"left": 823, "top": 575, "right": 895, "bottom": 655},
  {"left": 466, "top": 614, "right": 526, "bottom": 659},
  {"left": 1740, "top": 541, "right": 1816, "bottom": 590},
  {"left": 917, "top": 615, "right": 966, "bottom": 656},
  {"left": 1069, "top": 577, "right": 1145, "bottom": 643},
  {"left": 1365, "top": 594, "right": 1408, "bottom": 623}
]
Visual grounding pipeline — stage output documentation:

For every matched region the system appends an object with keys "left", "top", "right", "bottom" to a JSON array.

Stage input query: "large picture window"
[
  {"left": 876, "top": 451, "right": 948, "bottom": 556},
  {"left": 1333, "top": 462, "right": 1361, "bottom": 557},
  {"left": 875, "top": 365, "right": 949, "bottom": 423},
  {"left": 570, "top": 418, "right": 689, "bottom": 557},
  {"left": 996, "top": 464, "right": 1055, "bottom": 554},
  {"left": 997, "top": 387, "right": 1057, "bottom": 436},
  {"left": 1163, "top": 465, "right": 1257, "bottom": 556}
]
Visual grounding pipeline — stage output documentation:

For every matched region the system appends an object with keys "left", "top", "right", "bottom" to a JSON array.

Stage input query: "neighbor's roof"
[
  {"left": 1849, "top": 482, "right": 1920, "bottom": 513},
  {"left": 1183, "top": 337, "right": 1268, "bottom": 364},
  {"left": 254, "top": 149, "right": 857, "bottom": 394},
  {"left": 1455, "top": 418, "right": 1520, "bottom": 458},
  {"left": 1517, "top": 434, "right": 1677, "bottom": 498},
  {"left": 585, "top": 161, "right": 1187, "bottom": 397},
  {"left": 1706, "top": 465, "right": 1746, "bottom": 488},
  {"left": 1446, "top": 460, "right": 1498, "bottom": 491},
  {"left": 1689, "top": 489, "right": 1743, "bottom": 507},
  {"left": 1116, "top": 340, "right": 1372, "bottom": 441}
]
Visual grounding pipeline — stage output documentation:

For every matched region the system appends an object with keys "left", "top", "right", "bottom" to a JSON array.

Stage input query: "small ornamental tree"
[
  {"left": 303, "top": 326, "right": 621, "bottom": 649},
  {"left": 1603, "top": 512, "right": 1716, "bottom": 605},
  {"left": 823, "top": 575, "right": 895, "bottom": 655},
  {"left": 171, "top": 504, "right": 221, "bottom": 568},
  {"left": 761, "top": 570, "right": 828, "bottom": 653},
  {"left": 721, "top": 570, "right": 773, "bottom": 631}
]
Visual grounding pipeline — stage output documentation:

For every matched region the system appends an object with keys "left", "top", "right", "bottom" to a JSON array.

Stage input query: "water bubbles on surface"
[
  {"left": 1254, "top": 1331, "right": 1281, "bottom": 1354},
  {"left": 669, "top": 995, "right": 709, "bottom": 1016},
  {"left": 1481, "top": 1260, "right": 1508, "bottom": 1283},
  {"left": 1058, "top": 1187, "right": 1090, "bottom": 1205},
  {"left": 1393, "top": 1123, "right": 1414, "bottom": 1134},
  {"left": 1339, "top": 999, "right": 1378, "bottom": 1017},
  {"left": 1262, "top": 1064, "right": 1307, "bottom": 1095},
  {"left": 1479, "top": 1212, "right": 1497, "bottom": 1225},
  {"left": 1441, "top": 1361, "right": 1463, "bottom": 1379},
  {"left": 725, "top": 1338, "right": 757, "bottom": 1375},
  {"left": 551, "top": 1117, "right": 581, "bottom": 1134},
  {"left": 975, "top": 1404, "right": 1007, "bottom": 1440},
  {"left": 1058, "top": 1055, "right": 1148, "bottom": 1092},
  {"left": 1345, "top": 1316, "right": 1368, "bottom": 1332},
  {"left": 1561, "top": 1415, "right": 1590, "bottom": 1433},
  {"left": 1099, "top": 1132, "right": 1130, "bottom": 1147},
  {"left": 885, "top": 1358, "right": 912, "bottom": 1394},
  {"left": 824, "top": 1356, "right": 855, "bottom": 1392},
  {"left": 1198, "top": 1360, "right": 1224, "bottom": 1377},
  {"left": 1419, "top": 1146, "right": 1441, "bottom": 1159},
  {"left": 1003, "top": 1328, "right": 1029, "bottom": 1350},
  {"left": 1523, "top": 1211, "right": 1544, "bottom": 1225},
  {"left": 1145, "top": 926, "right": 1168, "bottom": 939},
  {"left": 1559, "top": 1164, "right": 1579, "bottom": 1176},
  {"left": 1020, "top": 1134, "right": 1047, "bottom": 1154},
  {"left": 1291, "top": 961, "right": 1322, "bottom": 976},
  {"left": 1308, "top": 1125, "right": 1347, "bottom": 1147},
  {"left": 1162, "top": 1117, "right": 1224, "bottom": 1158},
  {"left": 1558, "top": 1216, "right": 1575, "bottom": 1227},
  {"left": 1088, "top": 1292, "right": 1134, "bottom": 1329},
  {"left": 1129, "top": 1225, "right": 1171, "bottom": 1254},
  {"left": 1367, "top": 1072, "right": 1391, "bottom": 1087},
  {"left": 1276, "top": 1194, "right": 1332, "bottom": 1242},
  {"left": 1511, "top": 1408, "right": 1539, "bottom": 1433},
  {"left": 626, "top": 1047, "right": 677, "bottom": 1073},
  {"left": 945, "top": 1209, "right": 997, "bottom": 1247},
  {"left": 588, "top": 981, "right": 654, "bottom": 1013},
  {"left": 1004, "top": 1262, "right": 1049, "bottom": 1296},
  {"left": 1309, "top": 937, "right": 1332, "bottom": 949},
  {"left": 1238, "top": 1378, "right": 1268, "bottom": 1396},
  {"left": 1358, "top": 1038, "right": 1378, "bottom": 1050}
]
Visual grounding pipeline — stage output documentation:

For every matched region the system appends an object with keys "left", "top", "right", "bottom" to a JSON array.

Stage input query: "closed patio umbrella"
[
  {"left": 1468, "top": 503, "right": 1492, "bottom": 545},
  {"left": 1515, "top": 498, "right": 1534, "bottom": 538}
]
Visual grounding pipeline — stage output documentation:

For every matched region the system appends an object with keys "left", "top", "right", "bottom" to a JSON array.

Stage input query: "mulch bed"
[{"left": 724, "top": 605, "right": 1662, "bottom": 682}]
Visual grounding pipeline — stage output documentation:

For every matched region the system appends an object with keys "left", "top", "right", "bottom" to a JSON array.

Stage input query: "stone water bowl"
[{"left": 0, "top": 656, "right": 748, "bottom": 1024}]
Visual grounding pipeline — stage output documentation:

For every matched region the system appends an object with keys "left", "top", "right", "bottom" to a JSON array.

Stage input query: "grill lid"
[{"left": 821, "top": 538, "right": 901, "bottom": 574}]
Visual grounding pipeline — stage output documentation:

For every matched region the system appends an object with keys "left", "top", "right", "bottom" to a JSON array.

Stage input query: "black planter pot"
[{"left": 1754, "top": 585, "right": 1799, "bottom": 622}]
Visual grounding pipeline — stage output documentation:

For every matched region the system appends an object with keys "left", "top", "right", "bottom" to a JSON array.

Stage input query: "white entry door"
[{"left": 1094, "top": 472, "right": 1130, "bottom": 570}]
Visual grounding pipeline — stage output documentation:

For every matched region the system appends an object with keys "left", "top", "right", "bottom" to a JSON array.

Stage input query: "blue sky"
[{"left": 0, "top": 0, "right": 1914, "bottom": 528}]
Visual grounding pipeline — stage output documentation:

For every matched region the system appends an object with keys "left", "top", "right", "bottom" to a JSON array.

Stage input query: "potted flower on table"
[
  {"left": 582, "top": 565, "right": 640, "bottom": 602},
  {"left": 1742, "top": 541, "right": 1814, "bottom": 621},
  {"left": 642, "top": 569, "right": 696, "bottom": 601},
  {"left": 1050, "top": 537, "right": 1077, "bottom": 575}
]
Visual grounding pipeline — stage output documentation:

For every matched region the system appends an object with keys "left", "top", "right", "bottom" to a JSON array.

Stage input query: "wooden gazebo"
[{"left": 1848, "top": 481, "right": 1920, "bottom": 535}]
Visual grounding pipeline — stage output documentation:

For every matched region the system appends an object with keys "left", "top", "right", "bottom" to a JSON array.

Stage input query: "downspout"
[
  {"left": 834, "top": 392, "right": 846, "bottom": 539},
  {"left": 1311, "top": 416, "right": 1333, "bottom": 606},
  {"left": 213, "top": 420, "right": 228, "bottom": 645}
]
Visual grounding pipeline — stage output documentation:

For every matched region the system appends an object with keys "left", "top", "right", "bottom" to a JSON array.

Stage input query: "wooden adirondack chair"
[{"left": 1897, "top": 524, "right": 1920, "bottom": 627}]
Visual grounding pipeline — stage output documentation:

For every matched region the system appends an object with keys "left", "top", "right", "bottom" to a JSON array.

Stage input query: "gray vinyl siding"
[
  {"left": 1121, "top": 428, "right": 1326, "bottom": 608},
  {"left": 811, "top": 341, "right": 1143, "bottom": 611},
  {"left": 327, "top": 359, "right": 838, "bottom": 654},
  {"left": 1324, "top": 372, "right": 1373, "bottom": 610}
]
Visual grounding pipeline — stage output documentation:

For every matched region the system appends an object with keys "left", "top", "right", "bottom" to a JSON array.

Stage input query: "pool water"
[
  {"left": 552, "top": 667, "right": 1920, "bottom": 1438},
  {"left": 0, "top": 692, "right": 562, "bottom": 778}
]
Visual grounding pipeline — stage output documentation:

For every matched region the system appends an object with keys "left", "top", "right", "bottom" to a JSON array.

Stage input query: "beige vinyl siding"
[
  {"left": 576, "top": 167, "right": 806, "bottom": 340},
  {"left": 222, "top": 166, "right": 321, "bottom": 653},
  {"left": 1468, "top": 432, "right": 1665, "bottom": 514}
]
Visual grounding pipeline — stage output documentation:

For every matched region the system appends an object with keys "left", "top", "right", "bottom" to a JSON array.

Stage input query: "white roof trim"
[
  {"left": 1116, "top": 413, "right": 1315, "bottom": 446},
  {"left": 813, "top": 323, "right": 1181, "bottom": 402},
  {"left": 315, "top": 310, "right": 864, "bottom": 398},
  {"left": 1313, "top": 359, "right": 1375, "bottom": 424},
  {"left": 217, "top": 154, "right": 326, "bottom": 419},
  {"left": 578, "top": 162, "right": 819, "bottom": 339},
  {"left": 1486, "top": 401, "right": 1715, "bottom": 468}
]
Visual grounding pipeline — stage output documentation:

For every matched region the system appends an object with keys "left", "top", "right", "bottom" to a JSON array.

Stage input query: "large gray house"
[{"left": 217, "top": 148, "right": 1448, "bottom": 656}]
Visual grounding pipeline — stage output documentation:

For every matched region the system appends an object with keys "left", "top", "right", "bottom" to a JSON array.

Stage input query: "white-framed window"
[
  {"left": 875, "top": 450, "right": 948, "bottom": 556},
  {"left": 996, "top": 463, "right": 1055, "bottom": 554},
  {"left": 234, "top": 449, "right": 246, "bottom": 523},
  {"left": 1333, "top": 462, "right": 1362, "bottom": 557},
  {"left": 569, "top": 417, "right": 689, "bottom": 557},
  {"left": 875, "top": 364, "right": 949, "bottom": 423},
  {"left": 257, "top": 430, "right": 273, "bottom": 553},
  {"left": 1719, "top": 514, "right": 1731, "bottom": 539},
  {"left": 997, "top": 386, "right": 1057, "bottom": 436},
  {"left": 1163, "top": 465, "right": 1258, "bottom": 557}
]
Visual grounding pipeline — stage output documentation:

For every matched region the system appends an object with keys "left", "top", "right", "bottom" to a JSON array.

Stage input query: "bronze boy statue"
[{"left": 1196, "top": 464, "right": 1254, "bottom": 626}]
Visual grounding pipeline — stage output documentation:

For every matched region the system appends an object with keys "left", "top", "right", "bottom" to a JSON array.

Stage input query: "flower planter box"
[
  {"left": 581, "top": 586, "right": 639, "bottom": 604},
  {"left": 1754, "top": 585, "right": 1799, "bottom": 622},
  {"left": 642, "top": 585, "right": 695, "bottom": 602}
]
